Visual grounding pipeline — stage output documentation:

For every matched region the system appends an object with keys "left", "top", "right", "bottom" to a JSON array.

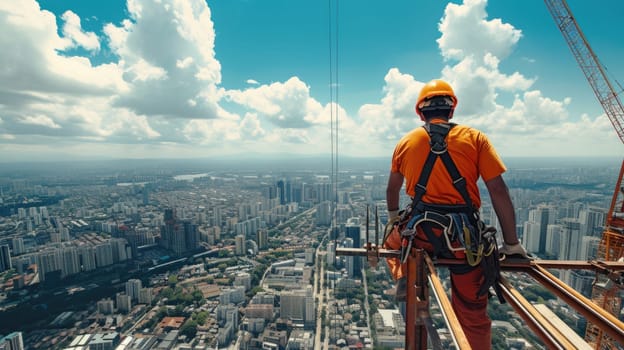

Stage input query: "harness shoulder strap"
[{"left": 411, "top": 122, "right": 474, "bottom": 210}]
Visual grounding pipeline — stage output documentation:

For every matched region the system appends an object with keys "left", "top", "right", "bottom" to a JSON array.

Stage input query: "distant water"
[{"left": 173, "top": 173, "right": 209, "bottom": 181}]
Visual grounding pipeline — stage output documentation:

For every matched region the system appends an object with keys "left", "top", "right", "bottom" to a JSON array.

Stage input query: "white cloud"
[
  {"left": 19, "top": 114, "right": 61, "bottom": 129},
  {"left": 227, "top": 77, "right": 324, "bottom": 128},
  {"left": 107, "top": 0, "right": 224, "bottom": 119},
  {"left": 0, "top": 0, "right": 619, "bottom": 161},
  {"left": 61, "top": 11, "right": 100, "bottom": 51},
  {"left": 437, "top": 0, "right": 522, "bottom": 62}
]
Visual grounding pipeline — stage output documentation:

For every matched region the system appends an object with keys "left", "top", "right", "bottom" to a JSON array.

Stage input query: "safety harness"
[{"left": 397, "top": 122, "right": 505, "bottom": 302}]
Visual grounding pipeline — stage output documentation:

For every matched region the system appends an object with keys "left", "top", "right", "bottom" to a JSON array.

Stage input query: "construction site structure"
[{"left": 543, "top": 0, "right": 624, "bottom": 348}]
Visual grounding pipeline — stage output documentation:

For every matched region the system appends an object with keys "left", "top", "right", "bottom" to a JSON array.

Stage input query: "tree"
[
  {"left": 180, "top": 319, "right": 198, "bottom": 339},
  {"left": 168, "top": 274, "right": 178, "bottom": 286}
]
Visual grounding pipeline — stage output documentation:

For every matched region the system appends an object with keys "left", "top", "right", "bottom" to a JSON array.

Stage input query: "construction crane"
[{"left": 543, "top": 0, "right": 624, "bottom": 349}]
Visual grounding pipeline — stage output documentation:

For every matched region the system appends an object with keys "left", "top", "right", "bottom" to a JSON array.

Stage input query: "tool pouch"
[{"left": 476, "top": 223, "right": 506, "bottom": 303}]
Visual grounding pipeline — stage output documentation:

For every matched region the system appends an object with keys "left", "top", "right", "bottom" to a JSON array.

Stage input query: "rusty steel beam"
[
  {"left": 334, "top": 247, "right": 624, "bottom": 348},
  {"left": 525, "top": 264, "right": 624, "bottom": 345},
  {"left": 424, "top": 254, "right": 471, "bottom": 349},
  {"left": 497, "top": 277, "right": 576, "bottom": 350},
  {"left": 336, "top": 247, "right": 624, "bottom": 272}
]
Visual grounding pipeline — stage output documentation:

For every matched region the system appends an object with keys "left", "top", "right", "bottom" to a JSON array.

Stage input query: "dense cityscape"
[{"left": 0, "top": 156, "right": 620, "bottom": 350}]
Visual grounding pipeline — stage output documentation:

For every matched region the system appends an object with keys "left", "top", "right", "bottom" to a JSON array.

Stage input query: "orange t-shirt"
[{"left": 390, "top": 121, "right": 506, "bottom": 208}]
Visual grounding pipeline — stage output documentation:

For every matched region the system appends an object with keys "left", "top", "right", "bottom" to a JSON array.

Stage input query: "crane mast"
[{"left": 544, "top": 0, "right": 624, "bottom": 349}]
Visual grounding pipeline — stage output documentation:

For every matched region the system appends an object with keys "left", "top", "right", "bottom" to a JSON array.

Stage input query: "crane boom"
[
  {"left": 544, "top": 1, "right": 624, "bottom": 349},
  {"left": 544, "top": 0, "right": 624, "bottom": 144}
]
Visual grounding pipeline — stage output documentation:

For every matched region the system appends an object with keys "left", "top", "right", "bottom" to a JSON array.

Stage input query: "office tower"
[
  {"left": 316, "top": 201, "right": 332, "bottom": 226},
  {"left": 529, "top": 205, "right": 556, "bottom": 254},
  {"left": 0, "top": 332, "right": 24, "bottom": 350},
  {"left": 116, "top": 293, "right": 131, "bottom": 313},
  {"left": 95, "top": 243, "right": 114, "bottom": 267},
  {"left": 36, "top": 249, "right": 62, "bottom": 281},
  {"left": 234, "top": 272, "right": 252, "bottom": 291},
  {"left": 183, "top": 220, "right": 198, "bottom": 251},
  {"left": 235, "top": 235, "right": 246, "bottom": 256},
  {"left": 213, "top": 207, "right": 223, "bottom": 228},
  {"left": 0, "top": 245, "right": 12, "bottom": 272},
  {"left": 277, "top": 179, "right": 286, "bottom": 205},
  {"left": 560, "top": 218, "right": 582, "bottom": 260},
  {"left": 97, "top": 298, "right": 115, "bottom": 315},
  {"left": 40, "top": 206, "right": 48, "bottom": 219},
  {"left": 304, "top": 286, "right": 316, "bottom": 329},
  {"left": 11, "top": 238, "right": 24, "bottom": 256},
  {"left": 256, "top": 229, "right": 268, "bottom": 250},
  {"left": 326, "top": 241, "right": 336, "bottom": 266},
  {"left": 142, "top": 186, "right": 149, "bottom": 205},
  {"left": 279, "top": 289, "right": 306, "bottom": 321},
  {"left": 522, "top": 221, "right": 541, "bottom": 255},
  {"left": 79, "top": 245, "right": 97, "bottom": 272},
  {"left": 126, "top": 279, "right": 142, "bottom": 301},
  {"left": 579, "top": 207, "right": 606, "bottom": 237},
  {"left": 304, "top": 248, "right": 315, "bottom": 265},
  {"left": 138, "top": 288, "right": 153, "bottom": 304},
  {"left": 292, "top": 183, "right": 303, "bottom": 203},
  {"left": 316, "top": 183, "right": 332, "bottom": 203},
  {"left": 345, "top": 220, "right": 362, "bottom": 278},
  {"left": 61, "top": 247, "right": 80, "bottom": 278},
  {"left": 161, "top": 208, "right": 188, "bottom": 256},
  {"left": 285, "top": 181, "right": 292, "bottom": 203},
  {"left": 343, "top": 237, "right": 355, "bottom": 278},
  {"left": 581, "top": 236, "right": 600, "bottom": 260},
  {"left": 545, "top": 224, "right": 562, "bottom": 257},
  {"left": 50, "top": 232, "right": 61, "bottom": 243}
]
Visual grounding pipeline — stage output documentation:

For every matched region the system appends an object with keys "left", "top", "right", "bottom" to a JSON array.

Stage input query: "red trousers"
[{"left": 384, "top": 226, "right": 491, "bottom": 350}]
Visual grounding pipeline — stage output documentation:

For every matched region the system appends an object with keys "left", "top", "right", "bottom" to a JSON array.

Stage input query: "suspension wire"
[
  {"left": 328, "top": 0, "right": 339, "bottom": 248},
  {"left": 328, "top": 0, "right": 340, "bottom": 343}
]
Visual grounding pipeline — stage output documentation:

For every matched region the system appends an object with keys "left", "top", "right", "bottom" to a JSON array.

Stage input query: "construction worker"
[{"left": 384, "top": 79, "right": 529, "bottom": 349}]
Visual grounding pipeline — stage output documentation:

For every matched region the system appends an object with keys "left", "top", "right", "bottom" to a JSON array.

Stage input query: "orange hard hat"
[{"left": 415, "top": 79, "right": 458, "bottom": 120}]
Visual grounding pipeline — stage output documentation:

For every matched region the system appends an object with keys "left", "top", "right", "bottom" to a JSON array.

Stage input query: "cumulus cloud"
[
  {"left": 61, "top": 11, "right": 100, "bottom": 51},
  {"left": 437, "top": 0, "right": 522, "bottom": 62},
  {"left": 227, "top": 77, "right": 324, "bottom": 128},
  {"left": 107, "top": 0, "right": 228, "bottom": 119},
  {"left": 0, "top": 0, "right": 619, "bottom": 161},
  {"left": 18, "top": 115, "right": 61, "bottom": 129}
]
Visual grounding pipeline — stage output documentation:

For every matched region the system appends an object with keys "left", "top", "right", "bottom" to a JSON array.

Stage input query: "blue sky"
[{"left": 0, "top": 0, "right": 623, "bottom": 162}]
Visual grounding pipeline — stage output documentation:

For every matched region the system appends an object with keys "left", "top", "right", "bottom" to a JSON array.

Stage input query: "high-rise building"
[
  {"left": 579, "top": 207, "right": 606, "bottom": 237},
  {"left": 160, "top": 208, "right": 191, "bottom": 256},
  {"left": 61, "top": 247, "right": 80, "bottom": 278},
  {"left": 345, "top": 220, "right": 362, "bottom": 278},
  {"left": 560, "top": 218, "right": 582, "bottom": 260},
  {"left": 125, "top": 279, "right": 142, "bottom": 301},
  {"left": 0, "top": 245, "right": 12, "bottom": 272},
  {"left": 183, "top": 220, "right": 199, "bottom": 252},
  {"left": 280, "top": 290, "right": 306, "bottom": 321},
  {"left": 138, "top": 287, "right": 153, "bottom": 305},
  {"left": 256, "top": 229, "right": 268, "bottom": 250},
  {"left": 11, "top": 238, "right": 24, "bottom": 256},
  {"left": 529, "top": 205, "right": 556, "bottom": 254},
  {"left": 522, "top": 221, "right": 541, "bottom": 255},
  {"left": 97, "top": 298, "right": 115, "bottom": 315},
  {"left": 316, "top": 201, "right": 332, "bottom": 226},
  {"left": 545, "top": 224, "right": 562, "bottom": 257},
  {"left": 116, "top": 293, "right": 131, "bottom": 313},
  {"left": 235, "top": 235, "right": 246, "bottom": 256},
  {"left": 0, "top": 332, "right": 24, "bottom": 350},
  {"left": 277, "top": 179, "right": 286, "bottom": 205},
  {"left": 326, "top": 241, "right": 336, "bottom": 266}
]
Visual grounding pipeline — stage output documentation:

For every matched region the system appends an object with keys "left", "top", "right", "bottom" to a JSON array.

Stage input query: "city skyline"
[{"left": 1, "top": 0, "right": 623, "bottom": 162}]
